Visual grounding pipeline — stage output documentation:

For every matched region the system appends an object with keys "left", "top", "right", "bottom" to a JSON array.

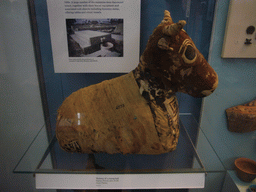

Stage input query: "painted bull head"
[{"left": 135, "top": 10, "right": 218, "bottom": 98}]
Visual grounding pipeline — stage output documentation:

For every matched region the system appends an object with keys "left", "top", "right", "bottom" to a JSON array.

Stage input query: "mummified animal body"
[{"left": 56, "top": 11, "right": 218, "bottom": 155}]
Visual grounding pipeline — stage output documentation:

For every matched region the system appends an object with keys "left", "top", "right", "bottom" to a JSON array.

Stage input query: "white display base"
[{"left": 35, "top": 172, "right": 205, "bottom": 190}]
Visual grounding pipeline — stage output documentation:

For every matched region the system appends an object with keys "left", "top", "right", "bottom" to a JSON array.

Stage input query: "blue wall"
[{"left": 200, "top": 0, "right": 256, "bottom": 170}]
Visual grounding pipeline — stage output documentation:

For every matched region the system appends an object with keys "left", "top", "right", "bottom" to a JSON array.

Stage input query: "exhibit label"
[{"left": 46, "top": 0, "right": 141, "bottom": 73}]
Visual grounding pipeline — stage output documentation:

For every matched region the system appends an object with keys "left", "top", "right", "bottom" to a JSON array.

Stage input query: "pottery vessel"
[{"left": 235, "top": 157, "right": 256, "bottom": 182}]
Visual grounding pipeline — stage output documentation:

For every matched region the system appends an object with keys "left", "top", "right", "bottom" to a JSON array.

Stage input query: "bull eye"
[
  {"left": 185, "top": 45, "right": 196, "bottom": 60},
  {"left": 182, "top": 44, "right": 197, "bottom": 64}
]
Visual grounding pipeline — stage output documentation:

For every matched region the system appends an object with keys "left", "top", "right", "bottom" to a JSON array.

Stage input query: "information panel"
[{"left": 46, "top": 0, "right": 141, "bottom": 73}]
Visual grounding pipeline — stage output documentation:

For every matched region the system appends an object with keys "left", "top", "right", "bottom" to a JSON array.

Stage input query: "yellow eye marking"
[
  {"left": 178, "top": 39, "right": 197, "bottom": 64},
  {"left": 178, "top": 39, "right": 190, "bottom": 54}
]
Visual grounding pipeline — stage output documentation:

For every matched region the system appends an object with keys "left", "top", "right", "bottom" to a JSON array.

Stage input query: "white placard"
[
  {"left": 36, "top": 173, "right": 205, "bottom": 189},
  {"left": 46, "top": 0, "right": 141, "bottom": 73}
]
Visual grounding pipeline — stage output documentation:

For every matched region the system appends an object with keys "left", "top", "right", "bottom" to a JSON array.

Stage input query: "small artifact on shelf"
[
  {"left": 226, "top": 99, "right": 256, "bottom": 133},
  {"left": 56, "top": 10, "right": 218, "bottom": 155},
  {"left": 248, "top": 184, "right": 256, "bottom": 192},
  {"left": 235, "top": 157, "right": 256, "bottom": 182}
]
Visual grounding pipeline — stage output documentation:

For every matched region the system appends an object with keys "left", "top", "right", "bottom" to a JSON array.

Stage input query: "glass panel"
[
  {"left": 13, "top": 125, "right": 53, "bottom": 173},
  {"left": 180, "top": 115, "right": 225, "bottom": 172},
  {"left": 14, "top": 114, "right": 226, "bottom": 174}
]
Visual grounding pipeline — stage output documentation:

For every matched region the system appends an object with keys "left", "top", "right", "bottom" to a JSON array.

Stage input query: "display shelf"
[
  {"left": 222, "top": 171, "right": 256, "bottom": 192},
  {"left": 229, "top": 171, "right": 256, "bottom": 192},
  {"left": 14, "top": 114, "right": 224, "bottom": 190}
]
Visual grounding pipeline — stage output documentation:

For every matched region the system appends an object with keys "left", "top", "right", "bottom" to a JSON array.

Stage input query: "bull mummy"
[{"left": 56, "top": 11, "right": 218, "bottom": 155}]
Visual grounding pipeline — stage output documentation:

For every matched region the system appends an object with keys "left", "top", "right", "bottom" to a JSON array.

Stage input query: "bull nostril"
[
  {"left": 212, "top": 74, "right": 219, "bottom": 89},
  {"left": 201, "top": 89, "right": 213, "bottom": 96},
  {"left": 212, "top": 81, "right": 218, "bottom": 89}
]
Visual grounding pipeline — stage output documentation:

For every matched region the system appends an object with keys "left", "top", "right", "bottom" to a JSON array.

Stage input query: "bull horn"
[
  {"left": 162, "top": 10, "right": 173, "bottom": 23},
  {"left": 163, "top": 20, "right": 186, "bottom": 36}
]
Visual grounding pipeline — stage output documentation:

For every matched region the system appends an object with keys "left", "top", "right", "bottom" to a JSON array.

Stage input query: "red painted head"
[{"left": 142, "top": 10, "right": 218, "bottom": 97}]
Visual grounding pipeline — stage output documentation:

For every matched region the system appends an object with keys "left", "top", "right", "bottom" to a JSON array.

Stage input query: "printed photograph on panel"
[{"left": 66, "top": 18, "right": 124, "bottom": 57}]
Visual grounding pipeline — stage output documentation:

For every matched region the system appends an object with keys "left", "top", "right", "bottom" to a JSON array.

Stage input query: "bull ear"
[
  {"left": 163, "top": 20, "right": 186, "bottom": 36},
  {"left": 158, "top": 37, "right": 174, "bottom": 51}
]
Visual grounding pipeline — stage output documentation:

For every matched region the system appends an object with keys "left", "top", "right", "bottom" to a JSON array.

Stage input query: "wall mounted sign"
[
  {"left": 222, "top": 0, "right": 256, "bottom": 58},
  {"left": 47, "top": 0, "right": 141, "bottom": 73}
]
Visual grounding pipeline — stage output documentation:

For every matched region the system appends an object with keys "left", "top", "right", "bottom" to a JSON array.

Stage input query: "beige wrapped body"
[{"left": 56, "top": 72, "right": 179, "bottom": 154}]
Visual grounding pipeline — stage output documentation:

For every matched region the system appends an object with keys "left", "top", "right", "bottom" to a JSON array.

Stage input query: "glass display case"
[
  {"left": 13, "top": 114, "right": 225, "bottom": 190},
  {"left": 10, "top": 0, "right": 256, "bottom": 191}
]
